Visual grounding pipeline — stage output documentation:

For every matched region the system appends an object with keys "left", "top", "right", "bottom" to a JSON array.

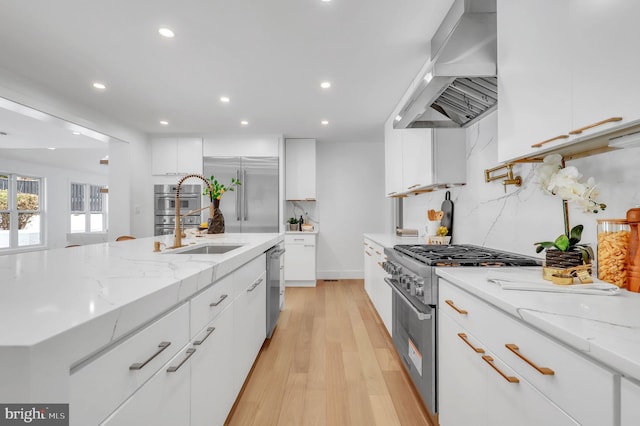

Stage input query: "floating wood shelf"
[{"left": 99, "top": 159, "right": 109, "bottom": 165}]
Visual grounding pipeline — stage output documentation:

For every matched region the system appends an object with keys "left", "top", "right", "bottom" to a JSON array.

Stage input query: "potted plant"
[
  {"left": 202, "top": 175, "right": 241, "bottom": 233},
  {"left": 287, "top": 217, "right": 299, "bottom": 231},
  {"left": 534, "top": 224, "right": 595, "bottom": 268}
]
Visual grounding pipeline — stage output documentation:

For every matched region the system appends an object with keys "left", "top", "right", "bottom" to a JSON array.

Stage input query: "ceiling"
[{"left": 0, "top": 0, "right": 454, "bottom": 147}]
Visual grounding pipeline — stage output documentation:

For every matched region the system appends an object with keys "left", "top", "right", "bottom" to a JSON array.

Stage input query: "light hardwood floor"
[{"left": 226, "top": 279, "right": 435, "bottom": 426}]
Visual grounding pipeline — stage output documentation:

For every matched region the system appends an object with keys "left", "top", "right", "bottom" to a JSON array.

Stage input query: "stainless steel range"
[{"left": 383, "top": 244, "right": 540, "bottom": 414}]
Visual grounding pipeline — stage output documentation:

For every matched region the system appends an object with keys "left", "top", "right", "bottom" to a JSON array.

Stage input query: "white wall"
[
  {"left": 0, "top": 156, "right": 107, "bottom": 249},
  {"left": 316, "top": 138, "right": 391, "bottom": 279},
  {"left": 403, "top": 111, "right": 640, "bottom": 258}
]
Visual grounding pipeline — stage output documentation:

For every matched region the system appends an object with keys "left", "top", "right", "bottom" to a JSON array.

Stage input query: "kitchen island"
[{"left": 0, "top": 232, "right": 283, "bottom": 425}]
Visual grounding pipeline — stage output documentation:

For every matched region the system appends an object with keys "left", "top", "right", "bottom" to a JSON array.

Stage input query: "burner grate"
[{"left": 394, "top": 244, "right": 540, "bottom": 267}]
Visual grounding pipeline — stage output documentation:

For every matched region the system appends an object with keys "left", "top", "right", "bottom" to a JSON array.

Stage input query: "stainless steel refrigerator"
[{"left": 203, "top": 156, "right": 279, "bottom": 232}]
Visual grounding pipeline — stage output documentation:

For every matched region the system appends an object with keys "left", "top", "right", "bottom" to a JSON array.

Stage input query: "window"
[
  {"left": 0, "top": 174, "right": 44, "bottom": 249},
  {"left": 70, "top": 183, "right": 107, "bottom": 233}
]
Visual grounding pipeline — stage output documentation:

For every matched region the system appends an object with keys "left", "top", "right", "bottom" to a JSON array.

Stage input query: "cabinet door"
[
  {"left": 364, "top": 241, "right": 375, "bottom": 300},
  {"left": 384, "top": 121, "right": 403, "bottom": 197},
  {"left": 151, "top": 138, "right": 179, "bottom": 175},
  {"left": 101, "top": 344, "right": 193, "bottom": 426},
  {"left": 497, "top": 0, "right": 572, "bottom": 162},
  {"left": 401, "top": 129, "right": 433, "bottom": 192},
  {"left": 176, "top": 138, "right": 203, "bottom": 174},
  {"left": 284, "top": 242, "right": 316, "bottom": 282},
  {"left": 285, "top": 138, "right": 316, "bottom": 200},
  {"left": 621, "top": 377, "right": 640, "bottom": 426},
  {"left": 374, "top": 260, "right": 392, "bottom": 336},
  {"left": 438, "top": 312, "right": 488, "bottom": 426},
  {"left": 571, "top": 0, "right": 640, "bottom": 135},
  {"left": 191, "top": 307, "right": 235, "bottom": 426}
]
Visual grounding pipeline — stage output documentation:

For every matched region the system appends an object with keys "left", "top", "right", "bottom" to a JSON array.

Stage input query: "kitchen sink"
[{"left": 173, "top": 244, "right": 245, "bottom": 255}]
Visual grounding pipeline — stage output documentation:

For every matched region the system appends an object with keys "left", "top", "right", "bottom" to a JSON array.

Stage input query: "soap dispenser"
[{"left": 298, "top": 215, "right": 303, "bottom": 231}]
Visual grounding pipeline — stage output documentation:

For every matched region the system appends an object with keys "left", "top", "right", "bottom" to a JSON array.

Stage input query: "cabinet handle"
[
  {"left": 294, "top": 238, "right": 305, "bottom": 242},
  {"left": 209, "top": 294, "right": 228, "bottom": 307},
  {"left": 366, "top": 251, "right": 372, "bottom": 256},
  {"left": 408, "top": 184, "right": 421, "bottom": 189},
  {"left": 481, "top": 355, "right": 519, "bottom": 383},
  {"left": 530, "top": 134, "right": 569, "bottom": 148},
  {"left": 387, "top": 192, "right": 397, "bottom": 196},
  {"left": 247, "top": 278, "right": 263, "bottom": 292},
  {"left": 445, "top": 299, "right": 468, "bottom": 315},
  {"left": 166, "top": 348, "right": 196, "bottom": 373},
  {"left": 375, "top": 250, "right": 381, "bottom": 255},
  {"left": 569, "top": 116, "right": 622, "bottom": 135},
  {"left": 505, "top": 343, "right": 555, "bottom": 375},
  {"left": 457, "top": 333, "right": 485, "bottom": 354},
  {"left": 193, "top": 327, "right": 216, "bottom": 345},
  {"left": 129, "top": 341, "right": 171, "bottom": 370},
  {"left": 377, "top": 261, "right": 384, "bottom": 269},
  {"left": 303, "top": 244, "right": 314, "bottom": 248}
]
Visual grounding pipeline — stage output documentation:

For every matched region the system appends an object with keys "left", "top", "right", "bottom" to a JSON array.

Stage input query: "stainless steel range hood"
[{"left": 394, "top": 0, "right": 496, "bottom": 129}]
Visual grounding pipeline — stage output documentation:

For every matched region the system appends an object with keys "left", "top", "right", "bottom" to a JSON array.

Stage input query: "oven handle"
[{"left": 384, "top": 278, "right": 431, "bottom": 321}]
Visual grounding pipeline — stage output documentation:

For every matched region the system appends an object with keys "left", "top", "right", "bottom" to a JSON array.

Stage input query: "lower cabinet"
[
  {"left": 438, "top": 279, "right": 616, "bottom": 426},
  {"left": 621, "top": 377, "right": 640, "bottom": 426},
  {"left": 363, "top": 238, "right": 392, "bottom": 336},
  {"left": 284, "top": 233, "right": 316, "bottom": 286},
  {"left": 70, "top": 254, "right": 267, "bottom": 426}
]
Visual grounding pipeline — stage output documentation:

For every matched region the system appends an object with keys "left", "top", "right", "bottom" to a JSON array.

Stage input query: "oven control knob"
[{"left": 415, "top": 285, "right": 424, "bottom": 297}]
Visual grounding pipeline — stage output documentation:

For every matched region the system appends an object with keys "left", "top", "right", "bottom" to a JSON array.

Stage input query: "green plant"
[
  {"left": 202, "top": 176, "right": 241, "bottom": 202},
  {"left": 533, "top": 224, "right": 594, "bottom": 263},
  {"left": 287, "top": 217, "right": 299, "bottom": 225}
]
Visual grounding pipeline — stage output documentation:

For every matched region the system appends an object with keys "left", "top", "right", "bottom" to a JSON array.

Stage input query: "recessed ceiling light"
[
  {"left": 158, "top": 28, "right": 175, "bottom": 38},
  {"left": 220, "top": 96, "right": 230, "bottom": 103},
  {"left": 92, "top": 82, "right": 106, "bottom": 90},
  {"left": 72, "top": 131, "right": 81, "bottom": 135},
  {"left": 47, "top": 147, "right": 56, "bottom": 150},
  {"left": 321, "top": 0, "right": 332, "bottom": 2},
  {"left": 160, "top": 120, "right": 169, "bottom": 125},
  {"left": 320, "top": 81, "right": 331, "bottom": 89},
  {"left": 240, "top": 120, "right": 249, "bottom": 125},
  {"left": 321, "top": 120, "right": 329, "bottom": 125}
]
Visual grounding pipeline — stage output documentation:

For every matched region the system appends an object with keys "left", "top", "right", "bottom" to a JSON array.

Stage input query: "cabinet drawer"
[
  {"left": 439, "top": 281, "right": 615, "bottom": 426},
  {"left": 190, "top": 274, "right": 235, "bottom": 338},
  {"left": 70, "top": 303, "right": 190, "bottom": 426},
  {"left": 285, "top": 234, "right": 315, "bottom": 245},
  {"left": 234, "top": 254, "right": 266, "bottom": 287}
]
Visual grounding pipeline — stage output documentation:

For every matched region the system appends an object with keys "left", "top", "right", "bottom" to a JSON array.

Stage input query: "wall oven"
[
  {"left": 383, "top": 244, "right": 540, "bottom": 415},
  {"left": 154, "top": 184, "right": 202, "bottom": 236}
]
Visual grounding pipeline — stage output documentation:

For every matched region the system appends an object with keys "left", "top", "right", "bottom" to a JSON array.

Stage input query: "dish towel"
[{"left": 486, "top": 269, "right": 621, "bottom": 296}]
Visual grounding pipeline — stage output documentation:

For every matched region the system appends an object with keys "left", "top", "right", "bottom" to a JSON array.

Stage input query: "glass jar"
[{"left": 597, "top": 219, "right": 631, "bottom": 287}]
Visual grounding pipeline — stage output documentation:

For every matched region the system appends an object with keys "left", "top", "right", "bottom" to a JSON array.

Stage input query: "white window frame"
[
  {"left": 0, "top": 173, "right": 45, "bottom": 251},
  {"left": 70, "top": 182, "right": 108, "bottom": 233}
]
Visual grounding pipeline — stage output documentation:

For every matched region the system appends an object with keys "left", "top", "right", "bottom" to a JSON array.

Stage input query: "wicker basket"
[{"left": 545, "top": 249, "right": 584, "bottom": 269}]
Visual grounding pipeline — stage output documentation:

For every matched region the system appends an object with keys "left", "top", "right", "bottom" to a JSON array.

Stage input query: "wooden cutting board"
[{"left": 440, "top": 191, "right": 454, "bottom": 237}]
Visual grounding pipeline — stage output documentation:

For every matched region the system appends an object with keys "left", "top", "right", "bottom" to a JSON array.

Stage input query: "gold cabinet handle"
[
  {"left": 530, "top": 134, "right": 569, "bottom": 148},
  {"left": 377, "top": 261, "right": 384, "bottom": 269},
  {"left": 129, "top": 341, "right": 171, "bottom": 370},
  {"left": 569, "top": 117, "right": 622, "bottom": 135},
  {"left": 408, "top": 184, "right": 421, "bottom": 189},
  {"left": 482, "top": 355, "right": 519, "bottom": 383},
  {"left": 366, "top": 251, "right": 372, "bottom": 256},
  {"left": 445, "top": 299, "right": 468, "bottom": 315},
  {"left": 375, "top": 250, "right": 381, "bottom": 255},
  {"left": 505, "top": 343, "right": 555, "bottom": 375},
  {"left": 457, "top": 333, "right": 485, "bottom": 353}
]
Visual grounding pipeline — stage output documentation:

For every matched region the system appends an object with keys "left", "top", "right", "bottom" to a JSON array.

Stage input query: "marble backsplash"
[{"left": 403, "top": 111, "right": 640, "bottom": 259}]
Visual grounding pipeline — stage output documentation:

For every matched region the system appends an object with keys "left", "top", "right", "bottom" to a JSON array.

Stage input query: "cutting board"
[{"left": 440, "top": 191, "right": 454, "bottom": 237}]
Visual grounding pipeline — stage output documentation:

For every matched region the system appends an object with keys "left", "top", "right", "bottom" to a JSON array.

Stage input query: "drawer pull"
[
  {"left": 129, "top": 341, "right": 171, "bottom": 370},
  {"left": 530, "top": 134, "right": 569, "bottom": 148},
  {"left": 375, "top": 250, "right": 381, "bottom": 255},
  {"left": 482, "top": 355, "right": 519, "bottom": 383},
  {"left": 366, "top": 251, "right": 372, "bottom": 256},
  {"left": 457, "top": 333, "right": 485, "bottom": 353},
  {"left": 408, "top": 184, "right": 421, "bottom": 189},
  {"left": 193, "top": 327, "right": 216, "bottom": 345},
  {"left": 248, "top": 278, "right": 263, "bottom": 292},
  {"left": 445, "top": 299, "right": 468, "bottom": 315},
  {"left": 209, "top": 294, "right": 228, "bottom": 307},
  {"left": 377, "top": 261, "right": 384, "bottom": 269},
  {"left": 505, "top": 343, "right": 555, "bottom": 375},
  {"left": 167, "top": 348, "right": 196, "bottom": 373},
  {"left": 569, "top": 116, "right": 622, "bottom": 135}
]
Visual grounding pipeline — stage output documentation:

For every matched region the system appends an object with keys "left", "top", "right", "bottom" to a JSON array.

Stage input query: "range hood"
[{"left": 394, "top": 0, "right": 497, "bottom": 129}]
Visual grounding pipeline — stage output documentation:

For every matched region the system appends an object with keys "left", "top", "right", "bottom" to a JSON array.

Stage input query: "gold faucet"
[{"left": 173, "top": 174, "right": 213, "bottom": 249}]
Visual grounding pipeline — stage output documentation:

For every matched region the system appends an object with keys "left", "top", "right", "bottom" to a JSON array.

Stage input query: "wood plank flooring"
[{"left": 226, "top": 279, "right": 435, "bottom": 426}]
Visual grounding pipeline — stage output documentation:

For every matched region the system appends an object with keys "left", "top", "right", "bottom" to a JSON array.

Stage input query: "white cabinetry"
[
  {"left": 363, "top": 238, "right": 392, "bottom": 336},
  {"left": 438, "top": 280, "right": 615, "bottom": 426},
  {"left": 151, "top": 137, "right": 203, "bottom": 175},
  {"left": 285, "top": 138, "right": 316, "bottom": 200},
  {"left": 621, "top": 377, "right": 640, "bottom": 426},
  {"left": 284, "top": 233, "right": 316, "bottom": 286},
  {"left": 384, "top": 123, "right": 466, "bottom": 197},
  {"left": 497, "top": 0, "right": 640, "bottom": 162}
]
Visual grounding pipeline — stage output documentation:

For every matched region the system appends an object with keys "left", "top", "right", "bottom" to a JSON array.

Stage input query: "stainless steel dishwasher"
[{"left": 266, "top": 243, "right": 285, "bottom": 338}]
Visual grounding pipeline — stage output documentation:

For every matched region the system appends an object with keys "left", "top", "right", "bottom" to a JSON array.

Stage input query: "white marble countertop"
[
  {"left": 364, "top": 233, "right": 424, "bottom": 248},
  {"left": 0, "top": 233, "right": 282, "bottom": 354},
  {"left": 437, "top": 267, "right": 640, "bottom": 381}
]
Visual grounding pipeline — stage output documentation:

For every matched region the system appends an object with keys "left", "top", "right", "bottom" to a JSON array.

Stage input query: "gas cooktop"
[{"left": 393, "top": 244, "right": 541, "bottom": 267}]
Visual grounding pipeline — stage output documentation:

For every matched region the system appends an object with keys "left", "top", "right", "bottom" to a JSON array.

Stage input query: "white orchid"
[{"left": 534, "top": 154, "right": 606, "bottom": 213}]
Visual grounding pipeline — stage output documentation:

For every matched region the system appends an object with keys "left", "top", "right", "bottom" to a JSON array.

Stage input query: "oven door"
[
  {"left": 155, "top": 195, "right": 200, "bottom": 215},
  {"left": 386, "top": 278, "right": 437, "bottom": 414}
]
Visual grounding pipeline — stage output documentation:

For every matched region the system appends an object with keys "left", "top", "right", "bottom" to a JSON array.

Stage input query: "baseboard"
[
  {"left": 285, "top": 280, "right": 316, "bottom": 287},
  {"left": 317, "top": 269, "right": 363, "bottom": 280}
]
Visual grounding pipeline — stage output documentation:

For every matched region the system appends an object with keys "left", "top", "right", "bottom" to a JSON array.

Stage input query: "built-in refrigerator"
[{"left": 203, "top": 156, "right": 279, "bottom": 232}]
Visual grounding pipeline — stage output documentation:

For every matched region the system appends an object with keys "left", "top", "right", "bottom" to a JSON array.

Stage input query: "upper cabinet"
[
  {"left": 384, "top": 118, "right": 466, "bottom": 197},
  {"left": 497, "top": 0, "right": 640, "bottom": 162},
  {"left": 285, "top": 138, "right": 316, "bottom": 201},
  {"left": 151, "top": 137, "right": 203, "bottom": 175}
]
